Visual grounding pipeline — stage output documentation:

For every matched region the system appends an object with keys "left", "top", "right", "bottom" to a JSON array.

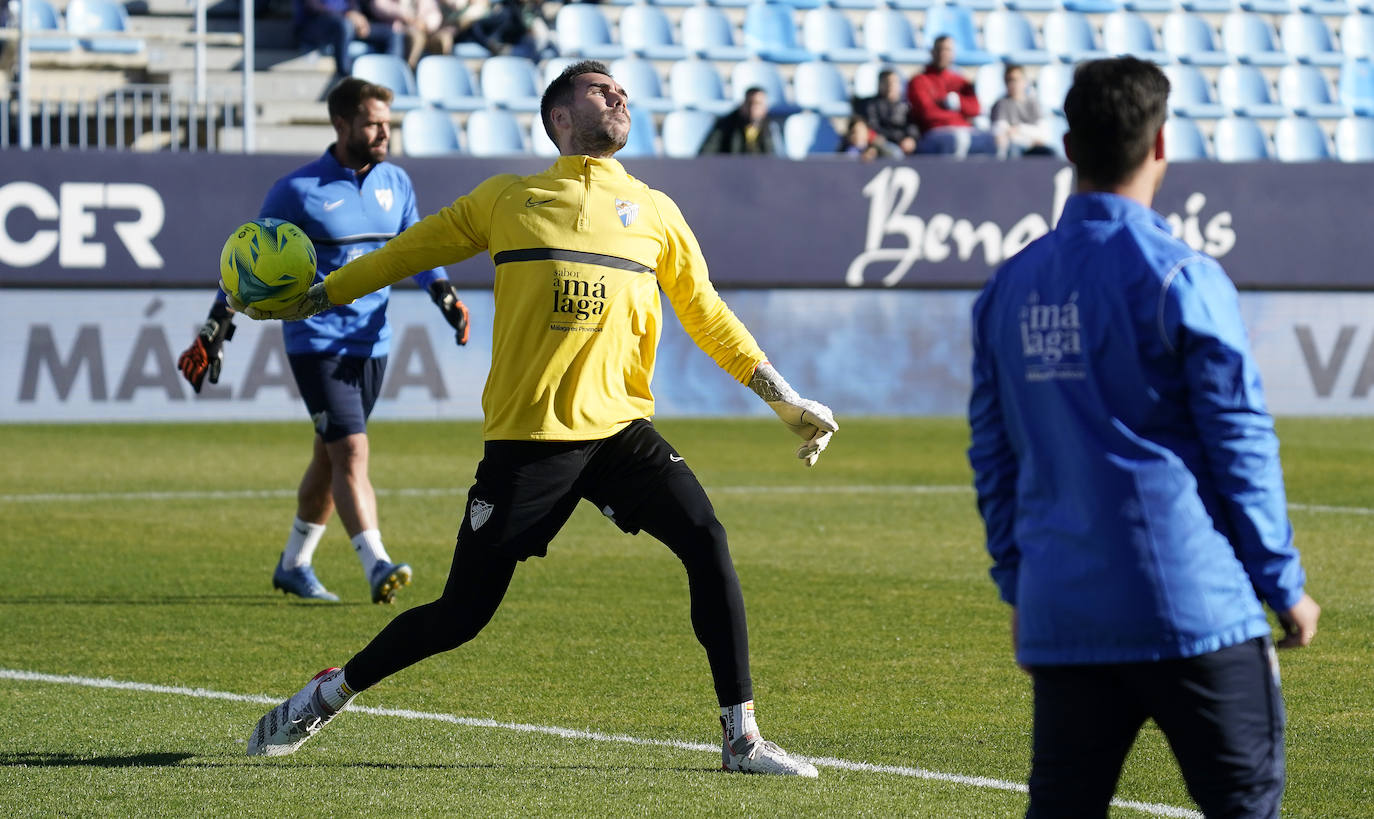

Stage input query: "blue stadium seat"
[
  {"left": 829, "top": 0, "right": 881, "bottom": 10},
  {"left": 618, "top": 106, "right": 658, "bottom": 158},
  {"left": 1300, "top": 0, "right": 1348, "bottom": 11},
  {"left": 619, "top": 5, "right": 686, "bottom": 61},
  {"left": 782, "top": 111, "right": 841, "bottom": 158},
  {"left": 1334, "top": 116, "right": 1374, "bottom": 160},
  {"left": 1220, "top": 12, "right": 1291, "bottom": 66},
  {"left": 1179, "top": 0, "right": 1233, "bottom": 11},
  {"left": 1217, "top": 64, "right": 1287, "bottom": 117},
  {"left": 1338, "top": 13, "right": 1374, "bottom": 59},
  {"left": 1063, "top": 0, "right": 1119, "bottom": 12},
  {"left": 1164, "top": 117, "right": 1212, "bottom": 160},
  {"left": 974, "top": 62, "right": 1007, "bottom": 112},
  {"left": 22, "top": 0, "right": 75, "bottom": 52},
  {"left": 1213, "top": 116, "right": 1270, "bottom": 160},
  {"left": 1277, "top": 65, "right": 1347, "bottom": 118},
  {"left": 668, "top": 59, "right": 737, "bottom": 115},
  {"left": 1273, "top": 116, "right": 1332, "bottom": 159},
  {"left": 554, "top": 4, "right": 625, "bottom": 60},
  {"left": 1005, "top": 0, "right": 1061, "bottom": 11},
  {"left": 680, "top": 5, "right": 749, "bottom": 61},
  {"left": 1239, "top": 0, "right": 1291, "bottom": 12},
  {"left": 541, "top": 57, "right": 581, "bottom": 92},
  {"left": 884, "top": 0, "right": 934, "bottom": 10},
  {"left": 351, "top": 54, "right": 424, "bottom": 110},
  {"left": 851, "top": 62, "right": 902, "bottom": 99},
  {"left": 401, "top": 108, "right": 463, "bottom": 157},
  {"left": 1125, "top": 0, "right": 1174, "bottom": 12},
  {"left": 1161, "top": 13, "right": 1229, "bottom": 66},
  {"left": 1280, "top": 14, "right": 1342, "bottom": 68},
  {"left": 415, "top": 55, "right": 484, "bottom": 112},
  {"left": 1164, "top": 65, "right": 1226, "bottom": 118},
  {"left": 1042, "top": 11, "right": 1110, "bottom": 64},
  {"left": 1102, "top": 12, "right": 1170, "bottom": 64},
  {"left": 983, "top": 10, "right": 1050, "bottom": 65},
  {"left": 924, "top": 4, "right": 995, "bottom": 65},
  {"left": 793, "top": 60, "right": 853, "bottom": 116},
  {"left": 65, "top": 0, "right": 143, "bottom": 53},
  {"left": 1340, "top": 58, "right": 1374, "bottom": 115},
  {"left": 802, "top": 7, "right": 869, "bottom": 63},
  {"left": 465, "top": 108, "right": 527, "bottom": 156},
  {"left": 862, "top": 8, "right": 929, "bottom": 64},
  {"left": 742, "top": 2, "right": 814, "bottom": 63},
  {"left": 530, "top": 116, "right": 559, "bottom": 157},
  {"left": 661, "top": 109, "right": 718, "bottom": 157},
  {"left": 480, "top": 56, "right": 542, "bottom": 112},
  {"left": 1035, "top": 63, "right": 1075, "bottom": 115},
  {"left": 731, "top": 59, "right": 793, "bottom": 110},
  {"left": 609, "top": 57, "right": 674, "bottom": 113}
]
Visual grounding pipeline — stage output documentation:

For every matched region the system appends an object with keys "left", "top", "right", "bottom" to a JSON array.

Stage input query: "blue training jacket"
[
  {"left": 968, "top": 193, "right": 1307, "bottom": 666},
  {"left": 217, "top": 148, "right": 446, "bottom": 358}
]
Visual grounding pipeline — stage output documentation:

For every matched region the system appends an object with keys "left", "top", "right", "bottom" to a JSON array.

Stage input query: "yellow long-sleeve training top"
[{"left": 322, "top": 155, "right": 767, "bottom": 441}]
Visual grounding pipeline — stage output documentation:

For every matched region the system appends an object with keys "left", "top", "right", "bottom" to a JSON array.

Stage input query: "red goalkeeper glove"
[
  {"left": 428, "top": 279, "right": 470, "bottom": 346},
  {"left": 177, "top": 302, "right": 236, "bottom": 393}
]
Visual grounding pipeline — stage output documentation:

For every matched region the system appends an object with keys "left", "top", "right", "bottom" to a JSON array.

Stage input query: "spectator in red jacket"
[{"left": 906, "top": 35, "right": 996, "bottom": 157}]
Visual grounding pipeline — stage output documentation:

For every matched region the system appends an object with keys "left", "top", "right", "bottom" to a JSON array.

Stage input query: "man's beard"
[
  {"left": 569, "top": 108, "right": 628, "bottom": 156},
  {"left": 345, "top": 134, "right": 385, "bottom": 166}
]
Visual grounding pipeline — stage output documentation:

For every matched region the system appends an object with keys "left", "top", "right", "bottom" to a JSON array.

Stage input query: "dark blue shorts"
[
  {"left": 287, "top": 353, "right": 388, "bottom": 443},
  {"left": 1027, "top": 637, "right": 1285, "bottom": 819}
]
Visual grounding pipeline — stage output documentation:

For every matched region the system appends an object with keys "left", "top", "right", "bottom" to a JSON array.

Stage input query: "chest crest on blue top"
[
  {"left": 374, "top": 188, "right": 394, "bottom": 211},
  {"left": 1020, "top": 291, "right": 1084, "bottom": 381},
  {"left": 615, "top": 198, "right": 638, "bottom": 227}
]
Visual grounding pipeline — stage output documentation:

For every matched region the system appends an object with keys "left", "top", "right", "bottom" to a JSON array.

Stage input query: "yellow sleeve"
[
  {"left": 324, "top": 173, "right": 520, "bottom": 305},
  {"left": 650, "top": 190, "right": 766, "bottom": 385}
]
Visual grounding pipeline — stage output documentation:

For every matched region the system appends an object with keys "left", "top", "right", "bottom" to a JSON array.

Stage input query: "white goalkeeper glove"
[
  {"left": 749, "top": 362, "right": 838, "bottom": 467},
  {"left": 222, "top": 280, "right": 334, "bottom": 322}
]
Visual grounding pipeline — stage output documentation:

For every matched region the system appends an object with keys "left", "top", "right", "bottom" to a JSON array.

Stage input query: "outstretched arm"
[{"left": 749, "top": 362, "right": 839, "bottom": 467}]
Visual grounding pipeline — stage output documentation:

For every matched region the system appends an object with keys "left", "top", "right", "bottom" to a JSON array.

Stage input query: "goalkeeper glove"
[
  {"left": 428, "top": 279, "right": 470, "bottom": 346},
  {"left": 749, "top": 362, "right": 838, "bottom": 467},
  {"left": 224, "top": 280, "right": 334, "bottom": 322},
  {"left": 177, "top": 301, "right": 236, "bottom": 393}
]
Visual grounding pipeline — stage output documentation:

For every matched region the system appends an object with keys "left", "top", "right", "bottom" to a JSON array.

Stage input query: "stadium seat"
[
  {"left": 830, "top": 0, "right": 881, "bottom": 10},
  {"left": 793, "top": 61, "right": 852, "bottom": 116},
  {"left": 1334, "top": 116, "right": 1374, "bottom": 160},
  {"left": 668, "top": 59, "right": 737, "bottom": 115},
  {"left": 1042, "top": 11, "right": 1110, "bottom": 64},
  {"left": 1005, "top": 0, "right": 1060, "bottom": 12},
  {"left": 1273, "top": 116, "right": 1332, "bottom": 159},
  {"left": 1164, "top": 65, "right": 1226, "bottom": 118},
  {"left": 1179, "top": 0, "right": 1234, "bottom": 11},
  {"left": 1338, "top": 13, "right": 1374, "bottom": 60},
  {"left": 1277, "top": 65, "right": 1346, "bottom": 118},
  {"left": 924, "top": 4, "right": 995, "bottom": 65},
  {"left": 680, "top": 5, "right": 750, "bottom": 61},
  {"left": 480, "top": 56, "right": 542, "bottom": 112},
  {"left": 400, "top": 108, "right": 463, "bottom": 157},
  {"left": 1161, "top": 13, "right": 1229, "bottom": 66},
  {"left": 1035, "top": 63, "right": 1075, "bottom": 115},
  {"left": 1063, "top": 0, "right": 1120, "bottom": 12},
  {"left": 1101, "top": 12, "right": 1170, "bottom": 64},
  {"left": 609, "top": 58, "right": 674, "bottom": 114},
  {"left": 541, "top": 57, "right": 581, "bottom": 92},
  {"left": 619, "top": 5, "right": 686, "bottom": 61},
  {"left": 1124, "top": 0, "right": 1174, "bottom": 12},
  {"left": 1212, "top": 116, "right": 1270, "bottom": 160},
  {"left": 851, "top": 62, "right": 901, "bottom": 99},
  {"left": 351, "top": 54, "right": 424, "bottom": 111},
  {"left": 862, "top": 8, "right": 929, "bottom": 65},
  {"left": 782, "top": 111, "right": 841, "bottom": 159},
  {"left": 1280, "top": 14, "right": 1342, "bottom": 68},
  {"left": 415, "top": 55, "right": 484, "bottom": 112},
  {"left": 661, "top": 109, "right": 718, "bottom": 157},
  {"left": 1300, "top": 0, "right": 1349, "bottom": 13},
  {"left": 530, "top": 117, "right": 559, "bottom": 157},
  {"left": 553, "top": 4, "right": 625, "bottom": 60},
  {"left": 983, "top": 10, "right": 1050, "bottom": 65},
  {"left": 22, "top": 0, "right": 75, "bottom": 52},
  {"left": 742, "top": 2, "right": 815, "bottom": 63},
  {"left": 1046, "top": 113, "right": 1069, "bottom": 158},
  {"left": 731, "top": 60, "right": 793, "bottom": 111},
  {"left": 1239, "top": 0, "right": 1291, "bottom": 12},
  {"left": 617, "top": 106, "right": 658, "bottom": 158},
  {"left": 1220, "top": 13, "right": 1291, "bottom": 66},
  {"left": 802, "top": 7, "right": 869, "bottom": 63},
  {"left": 465, "top": 108, "right": 527, "bottom": 156},
  {"left": 1164, "top": 117, "right": 1212, "bottom": 160},
  {"left": 1217, "top": 64, "right": 1287, "bottom": 117},
  {"left": 1340, "top": 58, "right": 1374, "bottom": 115},
  {"left": 974, "top": 62, "right": 1007, "bottom": 112},
  {"left": 65, "top": 0, "right": 143, "bottom": 54}
]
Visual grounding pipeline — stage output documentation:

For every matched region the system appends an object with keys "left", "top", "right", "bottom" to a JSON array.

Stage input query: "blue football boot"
[
  {"left": 368, "top": 560, "right": 412, "bottom": 604},
  {"left": 272, "top": 554, "right": 340, "bottom": 602}
]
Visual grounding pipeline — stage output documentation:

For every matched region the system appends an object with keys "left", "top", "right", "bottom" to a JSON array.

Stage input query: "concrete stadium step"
[{"left": 219, "top": 122, "right": 335, "bottom": 153}]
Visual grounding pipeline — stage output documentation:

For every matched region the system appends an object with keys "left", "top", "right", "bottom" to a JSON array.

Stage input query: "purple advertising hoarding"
[{"left": 0, "top": 150, "right": 1367, "bottom": 290}]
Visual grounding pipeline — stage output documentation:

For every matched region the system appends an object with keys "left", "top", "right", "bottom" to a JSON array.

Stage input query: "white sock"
[
  {"left": 315, "top": 668, "right": 357, "bottom": 713},
  {"left": 720, "top": 700, "right": 759, "bottom": 746},
  {"left": 350, "top": 529, "right": 391, "bottom": 577},
  {"left": 282, "top": 517, "right": 326, "bottom": 569}
]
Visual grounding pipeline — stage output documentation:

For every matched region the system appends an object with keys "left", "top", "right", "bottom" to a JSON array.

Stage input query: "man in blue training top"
[
  {"left": 178, "top": 77, "right": 471, "bottom": 605},
  {"left": 967, "top": 57, "right": 1320, "bottom": 818}
]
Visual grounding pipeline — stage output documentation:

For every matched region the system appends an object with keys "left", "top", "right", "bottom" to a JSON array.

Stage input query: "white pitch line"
[{"left": 0, "top": 667, "right": 1200, "bottom": 818}]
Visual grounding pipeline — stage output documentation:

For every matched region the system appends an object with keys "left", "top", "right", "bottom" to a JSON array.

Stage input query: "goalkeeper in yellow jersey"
[{"left": 239, "top": 61, "right": 838, "bottom": 776}]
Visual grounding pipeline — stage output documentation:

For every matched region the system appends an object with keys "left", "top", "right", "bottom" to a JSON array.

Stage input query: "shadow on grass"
[
  {"left": 1, "top": 752, "right": 710, "bottom": 775},
  {"left": 0, "top": 751, "right": 194, "bottom": 768}
]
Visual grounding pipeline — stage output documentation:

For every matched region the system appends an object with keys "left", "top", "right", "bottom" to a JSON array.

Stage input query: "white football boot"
[
  {"left": 246, "top": 667, "right": 350, "bottom": 756},
  {"left": 721, "top": 731, "right": 819, "bottom": 778}
]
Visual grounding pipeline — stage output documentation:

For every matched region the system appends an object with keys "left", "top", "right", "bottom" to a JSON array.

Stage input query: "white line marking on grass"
[{"left": 1, "top": 667, "right": 1200, "bottom": 818}]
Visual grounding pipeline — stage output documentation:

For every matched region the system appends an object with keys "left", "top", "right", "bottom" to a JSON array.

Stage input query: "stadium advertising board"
[
  {"left": 0, "top": 151, "right": 1369, "bottom": 290},
  {"left": 3, "top": 290, "right": 1373, "bottom": 421}
]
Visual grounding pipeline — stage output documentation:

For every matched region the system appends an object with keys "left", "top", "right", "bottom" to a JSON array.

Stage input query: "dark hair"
[
  {"left": 540, "top": 60, "right": 612, "bottom": 144},
  {"left": 326, "top": 77, "right": 394, "bottom": 122},
  {"left": 931, "top": 34, "right": 952, "bottom": 50},
  {"left": 1063, "top": 57, "right": 1170, "bottom": 187},
  {"left": 1003, "top": 63, "right": 1024, "bottom": 81},
  {"left": 877, "top": 69, "right": 897, "bottom": 85}
]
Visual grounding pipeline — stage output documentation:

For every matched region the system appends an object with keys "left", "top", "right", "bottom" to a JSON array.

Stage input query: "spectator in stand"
[
  {"left": 468, "top": 0, "right": 552, "bottom": 58},
  {"left": 907, "top": 35, "right": 995, "bottom": 157},
  {"left": 853, "top": 68, "right": 919, "bottom": 158},
  {"left": 838, "top": 118, "right": 881, "bottom": 161},
  {"left": 368, "top": 0, "right": 442, "bottom": 70},
  {"left": 699, "top": 87, "right": 777, "bottom": 155},
  {"left": 294, "top": 0, "right": 406, "bottom": 78},
  {"left": 991, "top": 64, "right": 1054, "bottom": 158},
  {"left": 431, "top": 0, "right": 490, "bottom": 55}
]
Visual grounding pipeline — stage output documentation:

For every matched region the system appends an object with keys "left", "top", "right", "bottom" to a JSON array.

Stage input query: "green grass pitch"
[{"left": 0, "top": 418, "right": 1370, "bottom": 817}]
